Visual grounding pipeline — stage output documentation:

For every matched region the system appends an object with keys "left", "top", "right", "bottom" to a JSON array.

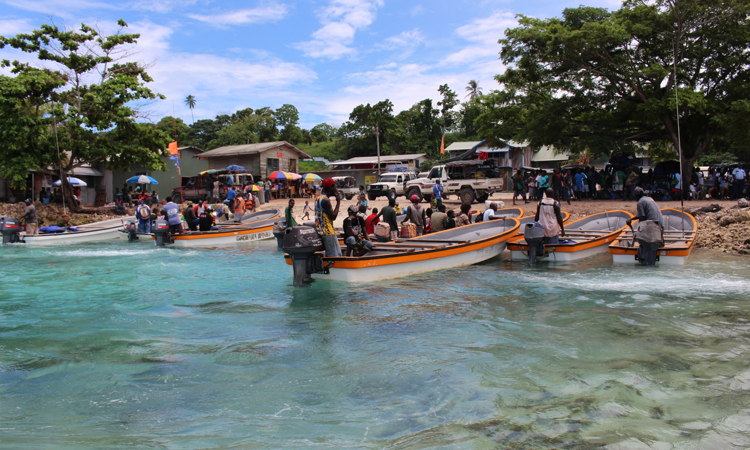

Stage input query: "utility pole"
[{"left": 372, "top": 123, "right": 381, "bottom": 177}]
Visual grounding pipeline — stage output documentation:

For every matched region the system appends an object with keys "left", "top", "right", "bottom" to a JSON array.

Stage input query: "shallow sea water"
[{"left": 1, "top": 241, "right": 750, "bottom": 449}]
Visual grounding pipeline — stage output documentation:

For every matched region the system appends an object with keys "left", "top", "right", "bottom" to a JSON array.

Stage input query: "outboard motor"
[
  {"left": 125, "top": 220, "right": 139, "bottom": 242},
  {"left": 0, "top": 217, "right": 22, "bottom": 244},
  {"left": 635, "top": 220, "right": 663, "bottom": 266},
  {"left": 272, "top": 219, "right": 287, "bottom": 249},
  {"left": 524, "top": 222, "right": 546, "bottom": 264},
  {"left": 282, "top": 226, "right": 325, "bottom": 286},
  {"left": 153, "top": 219, "right": 172, "bottom": 247}
]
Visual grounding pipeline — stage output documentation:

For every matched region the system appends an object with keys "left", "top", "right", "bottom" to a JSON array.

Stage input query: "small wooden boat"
[
  {"left": 609, "top": 208, "right": 697, "bottom": 265},
  {"left": 22, "top": 217, "right": 135, "bottom": 246},
  {"left": 161, "top": 211, "right": 281, "bottom": 248},
  {"left": 508, "top": 210, "right": 633, "bottom": 262},
  {"left": 284, "top": 218, "right": 520, "bottom": 283}
]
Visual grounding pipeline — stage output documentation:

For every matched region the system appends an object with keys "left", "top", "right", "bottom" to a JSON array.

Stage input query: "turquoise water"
[{"left": 1, "top": 242, "right": 750, "bottom": 449}]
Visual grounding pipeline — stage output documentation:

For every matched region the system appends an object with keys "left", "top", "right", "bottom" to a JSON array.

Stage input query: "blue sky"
[{"left": 0, "top": 0, "right": 619, "bottom": 129}]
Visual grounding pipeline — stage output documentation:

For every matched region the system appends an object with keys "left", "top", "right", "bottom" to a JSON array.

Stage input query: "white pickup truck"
[
  {"left": 405, "top": 160, "right": 506, "bottom": 204},
  {"left": 366, "top": 170, "right": 419, "bottom": 201}
]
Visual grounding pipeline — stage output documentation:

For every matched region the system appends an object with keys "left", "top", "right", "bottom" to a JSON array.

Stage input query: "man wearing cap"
[
  {"left": 401, "top": 195, "right": 426, "bottom": 236},
  {"left": 20, "top": 199, "right": 38, "bottom": 235},
  {"left": 315, "top": 178, "right": 342, "bottom": 257}
]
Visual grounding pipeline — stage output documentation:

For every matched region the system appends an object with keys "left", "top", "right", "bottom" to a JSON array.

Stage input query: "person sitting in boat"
[
  {"left": 343, "top": 206, "right": 373, "bottom": 256},
  {"left": 198, "top": 206, "right": 215, "bottom": 232},
  {"left": 375, "top": 198, "right": 399, "bottom": 242},
  {"left": 446, "top": 210, "right": 457, "bottom": 229},
  {"left": 183, "top": 201, "right": 199, "bottom": 231},
  {"left": 483, "top": 203, "right": 501, "bottom": 221},
  {"left": 455, "top": 203, "right": 472, "bottom": 227},
  {"left": 161, "top": 197, "right": 183, "bottom": 235},
  {"left": 431, "top": 204, "right": 449, "bottom": 233},
  {"left": 401, "top": 195, "right": 426, "bottom": 236},
  {"left": 216, "top": 201, "right": 231, "bottom": 222},
  {"left": 315, "top": 178, "right": 342, "bottom": 257},
  {"left": 535, "top": 188, "right": 566, "bottom": 245},
  {"left": 285, "top": 199, "right": 299, "bottom": 228}
]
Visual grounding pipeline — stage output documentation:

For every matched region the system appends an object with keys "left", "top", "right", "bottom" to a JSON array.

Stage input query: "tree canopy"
[
  {"left": 0, "top": 20, "right": 168, "bottom": 207},
  {"left": 480, "top": 0, "right": 750, "bottom": 177}
]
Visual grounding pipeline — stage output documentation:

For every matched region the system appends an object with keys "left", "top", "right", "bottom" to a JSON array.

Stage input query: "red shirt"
[{"left": 365, "top": 213, "right": 380, "bottom": 234}]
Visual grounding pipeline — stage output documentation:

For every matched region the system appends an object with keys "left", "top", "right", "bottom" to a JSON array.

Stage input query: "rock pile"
[
  {"left": 694, "top": 203, "right": 750, "bottom": 255},
  {"left": 0, "top": 202, "right": 120, "bottom": 227}
]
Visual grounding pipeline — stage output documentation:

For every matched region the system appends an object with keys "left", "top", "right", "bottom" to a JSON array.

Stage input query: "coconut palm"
[
  {"left": 184, "top": 95, "right": 196, "bottom": 124},
  {"left": 465, "top": 80, "right": 482, "bottom": 100}
]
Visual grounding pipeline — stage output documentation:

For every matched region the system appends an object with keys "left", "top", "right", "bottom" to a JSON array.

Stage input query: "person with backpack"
[{"left": 136, "top": 200, "right": 151, "bottom": 233}]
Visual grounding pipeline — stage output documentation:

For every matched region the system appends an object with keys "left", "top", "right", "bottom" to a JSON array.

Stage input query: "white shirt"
[
  {"left": 733, "top": 167, "right": 746, "bottom": 180},
  {"left": 483, "top": 209, "right": 496, "bottom": 221}
]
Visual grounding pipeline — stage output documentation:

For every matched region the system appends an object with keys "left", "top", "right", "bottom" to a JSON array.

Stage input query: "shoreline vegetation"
[{"left": 2, "top": 195, "right": 747, "bottom": 255}]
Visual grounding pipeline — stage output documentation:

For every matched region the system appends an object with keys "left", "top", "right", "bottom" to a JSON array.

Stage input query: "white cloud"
[
  {"left": 0, "top": 18, "right": 33, "bottom": 37},
  {"left": 295, "top": 0, "right": 383, "bottom": 60},
  {"left": 186, "top": 3, "right": 289, "bottom": 27},
  {"left": 443, "top": 10, "right": 517, "bottom": 65},
  {"left": 134, "top": 0, "right": 198, "bottom": 13}
]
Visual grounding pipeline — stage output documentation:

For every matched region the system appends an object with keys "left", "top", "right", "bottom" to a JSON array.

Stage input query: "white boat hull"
[
  {"left": 510, "top": 241, "right": 610, "bottom": 262},
  {"left": 23, "top": 226, "right": 123, "bottom": 246},
  {"left": 170, "top": 228, "right": 274, "bottom": 248},
  {"left": 300, "top": 241, "right": 507, "bottom": 283},
  {"left": 611, "top": 252, "right": 688, "bottom": 265}
]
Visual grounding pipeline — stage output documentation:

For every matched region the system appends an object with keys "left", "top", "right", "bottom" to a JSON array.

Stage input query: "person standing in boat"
[
  {"left": 161, "top": 197, "right": 183, "bottom": 235},
  {"left": 375, "top": 198, "right": 399, "bottom": 242},
  {"left": 401, "top": 195, "right": 426, "bottom": 236},
  {"left": 315, "top": 178, "right": 342, "bottom": 257},
  {"left": 233, "top": 194, "right": 246, "bottom": 223},
  {"left": 136, "top": 199, "right": 151, "bottom": 234},
  {"left": 20, "top": 199, "right": 38, "bottom": 235},
  {"left": 535, "top": 188, "right": 566, "bottom": 245}
]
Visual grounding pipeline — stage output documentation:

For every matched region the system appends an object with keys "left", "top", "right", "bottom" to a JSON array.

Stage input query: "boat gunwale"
[
  {"left": 507, "top": 210, "right": 633, "bottom": 253},
  {"left": 608, "top": 208, "right": 697, "bottom": 256},
  {"left": 285, "top": 218, "right": 520, "bottom": 267}
]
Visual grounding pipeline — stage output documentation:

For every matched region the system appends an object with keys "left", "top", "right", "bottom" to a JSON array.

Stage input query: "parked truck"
[
  {"left": 405, "top": 159, "right": 506, "bottom": 204},
  {"left": 366, "top": 169, "right": 419, "bottom": 201}
]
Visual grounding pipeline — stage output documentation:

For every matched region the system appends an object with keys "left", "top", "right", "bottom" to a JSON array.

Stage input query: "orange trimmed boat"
[
  {"left": 284, "top": 218, "right": 520, "bottom": 283},
  {"left": 508, "top": 210, "right": 633, "bottom": 262},
  {"left": 608, "top": 208, "right": 697, "bottom": 265},
  {"left": 161, "top": 209, "right": 281, "bottom": 248}
]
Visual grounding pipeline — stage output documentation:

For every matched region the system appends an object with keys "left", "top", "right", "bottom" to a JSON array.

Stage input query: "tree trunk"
[{"left": 61, "top": 177, "right": 83, "bottom": 214}]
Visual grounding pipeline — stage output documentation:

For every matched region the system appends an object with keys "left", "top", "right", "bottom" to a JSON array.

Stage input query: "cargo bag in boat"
[
  {"left": 399, "top": 222, "right": 417, "bottom": 238},
  {"left": 374, "top": 222, "right": 390, "bottom": 238}
]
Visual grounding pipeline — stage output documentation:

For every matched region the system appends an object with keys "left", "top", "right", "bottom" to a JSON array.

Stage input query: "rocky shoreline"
[{"left": 693, "top": 201, "right": 750, "bottom": 255}]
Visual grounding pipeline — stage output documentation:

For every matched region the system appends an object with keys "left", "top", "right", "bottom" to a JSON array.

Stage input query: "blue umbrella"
[
  {"left": 53, "top": 177, "right": 87, "bottom": 187},
  {"left": 226, "top": 165, "right": 246, "bottom": 173},
  {"left": 126, "top": 175, "right": 159, "bottom": 184}
]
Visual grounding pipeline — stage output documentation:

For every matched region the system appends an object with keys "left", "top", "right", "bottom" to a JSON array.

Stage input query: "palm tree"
[
  {"left": 184, "top": 95, "right": 196, "bottom": 124},
  {"left": 465, "top": 80, "right": 482, "bottom": 100}
]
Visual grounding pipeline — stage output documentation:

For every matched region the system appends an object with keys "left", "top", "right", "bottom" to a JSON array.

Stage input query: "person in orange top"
[{"left": 233, "top": 194, "right": 246, "bottom": 222}]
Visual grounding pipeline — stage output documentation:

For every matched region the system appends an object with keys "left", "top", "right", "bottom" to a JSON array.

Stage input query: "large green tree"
[
  {"left": 0, "top": 20, "right": 168, "bottom": 210},
  {"left": 481, "top": 0, "right": 750, "bottom": 184}
]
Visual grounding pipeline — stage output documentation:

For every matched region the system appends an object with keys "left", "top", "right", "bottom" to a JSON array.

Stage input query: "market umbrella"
[
  {"left": 126, "top": 175, "right": 159, "bottom": 185},
  {"left": 226, "top": 165, "right": 246, "bottom": 173},
  {"left": 245, "top": 184, "right": 260, "bottom": 192},
  {"left": 301, "top": 173, "right": 322, "bottom": 183},
  {"left": 268, "top": 171, "right": 295, "bottom": 180},
  {"left": 53, "top": 177, "right": 87, "bottom": 187}
]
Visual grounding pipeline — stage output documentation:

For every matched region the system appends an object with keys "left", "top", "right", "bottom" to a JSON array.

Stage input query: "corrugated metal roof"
[
  {"left": 531, "top": 146, "right": 570, "bottom": 162},
  {"left": 445, "top": 141, "right": 482, "bottom": 152},
  {"left": 196, "top": 141, "right": 311, "bottom": 159},
  {"left": 329, "top": 154, "right": 427, "bottom": 166}
]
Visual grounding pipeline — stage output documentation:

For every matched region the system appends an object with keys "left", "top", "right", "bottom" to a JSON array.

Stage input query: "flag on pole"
[
  {"left": 168, "top": 141, "right": 179, "bottom": 155},
  {"left": 440, "top": 134, "right": 445, "bottom": 154}
]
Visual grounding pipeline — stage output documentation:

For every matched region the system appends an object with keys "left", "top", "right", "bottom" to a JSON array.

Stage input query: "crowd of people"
[{"left": 509, "top": 163, "right": 747, "bottom": 205}]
